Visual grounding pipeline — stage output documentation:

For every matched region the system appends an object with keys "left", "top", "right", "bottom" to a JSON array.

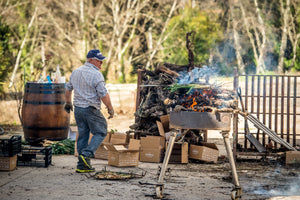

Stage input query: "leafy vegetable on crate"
[
  {"left": 166, "top": 83, "right": 211, "bottom": 94},
  {"left": 44, "top": 139, "right": 75, "bottom": 155}
]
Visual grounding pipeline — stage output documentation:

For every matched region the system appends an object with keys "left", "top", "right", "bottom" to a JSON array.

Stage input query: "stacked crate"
[
  {"left": 0, "top": 135, "right": 22, "bottom": 171},
  {"left": 17, "top": 145, "right": 52, "bottom": 167}
]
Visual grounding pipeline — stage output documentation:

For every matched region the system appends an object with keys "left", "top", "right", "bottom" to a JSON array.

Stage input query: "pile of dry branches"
[
  {"left": 129, "top": 32, "right": 237, "bottom": 137},
  {"left": 129, "top": 64, "right": 237, "bottom": 137}
]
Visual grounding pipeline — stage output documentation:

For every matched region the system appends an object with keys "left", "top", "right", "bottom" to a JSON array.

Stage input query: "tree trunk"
[
  {"left": 239, "top": 2, "right": 260, "bottom": 72},
  {"left": 9, "top": 6, "right": 38, "bottom": 90},
  {"left": 145, "top": 0, "right": 178, "bottom": 69},
  {"left": 278, "top": 0, "right": 290, "bottom": 73},
  {"left": 253, "top": 0, "right": 267, "bottom": 74},
  {"left": 230, "top": 1, "right": 245, "bottom": 74},
  {"left": 80, "top": 0, "right": 87, "bottom": 59},
  {"left": 288, "top": 34, "right": 300, "bottom": 70},
  {"left": 41, "top": 42, "right": 46, "bottom": 79},
  {"left": 286, "top": 2, "right": 300, "bottom": 71}
]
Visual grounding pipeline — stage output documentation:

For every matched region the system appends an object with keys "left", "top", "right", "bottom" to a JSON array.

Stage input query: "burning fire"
[
  {"left": 179, "top": 88, "right": 218, "bottom": 112},
  {"left": 191, "top": 98, "right": 197, "bottom": 111}
]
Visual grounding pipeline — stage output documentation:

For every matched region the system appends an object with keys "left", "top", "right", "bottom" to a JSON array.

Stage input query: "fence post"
[
  {"left": 233, "top": 67, "right": 239, "bottom": 91},
  {"left": 233, "top": 67, "right": 239, "bottom": 160}
]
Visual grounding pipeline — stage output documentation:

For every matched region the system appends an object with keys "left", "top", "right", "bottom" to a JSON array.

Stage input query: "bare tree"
[
  {"left": 253, "top": 0, "right": 267, "bottom": 74},
  {"left": 102, "top": 0, "right": 152, "bottom": 82},
  {"left": 278, "top": 0, "right": 291, "bottom": 73},
  {"left": 9, "top": 6, "right": 38, "bottom": 90},
  {"left": 2, "top": 0, "right": 299, "bottom": 88},
  {"left": 145, "top": 0, "right": 179, "bottom": 69},
  {"left": 229, "top": 1, "right": 245, "bottom": 74},
  {"left": 286, "top": 0, "right": 300, "bottom": 71},
  {"left": 238, "top": 1, "right": 268, "bottom": 74}
]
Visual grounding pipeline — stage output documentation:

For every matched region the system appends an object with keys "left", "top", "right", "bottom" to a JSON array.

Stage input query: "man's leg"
[
  {"left": 82, "top": 107, "right": 107, "bottom": 158},
  {"left": 74, "top": 106, "right": 95, "bottom": 172}
]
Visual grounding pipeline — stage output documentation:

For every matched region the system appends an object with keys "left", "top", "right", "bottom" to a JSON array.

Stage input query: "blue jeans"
[{"left": 74, "top": 106, "right": 107, "bottom": 159}]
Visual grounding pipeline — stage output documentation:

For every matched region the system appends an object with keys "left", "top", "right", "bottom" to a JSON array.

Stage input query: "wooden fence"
[{"left": 233, "top": 73, "right": 300, "bottom": 155}]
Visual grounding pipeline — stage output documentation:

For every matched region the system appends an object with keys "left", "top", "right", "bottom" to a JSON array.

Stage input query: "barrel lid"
[{"left": 25, "top": 82, "right": 65, "bottom": 89}]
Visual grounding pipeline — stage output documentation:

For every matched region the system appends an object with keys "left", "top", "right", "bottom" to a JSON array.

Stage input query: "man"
[{"left": 64, "top": 49, "right": 114, "bottom": 173}]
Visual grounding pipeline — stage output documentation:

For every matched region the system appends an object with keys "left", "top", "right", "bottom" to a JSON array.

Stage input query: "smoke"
[
  {"left": 267, "top": 175, "right": 300, "bottom": 196},
  {"left": 176, "top": 65, "right": 220, "bottom": 85},
  {"left": 251, "top": 168, "right": 300, "bottom": 197}
]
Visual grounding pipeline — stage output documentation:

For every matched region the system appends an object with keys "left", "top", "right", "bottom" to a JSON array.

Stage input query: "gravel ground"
[
  {"left": 1, "top": 144, "right": 300, "bottom": 200},
  {"left": 1, "top": 114, "right": 300, "bottom": 200}
]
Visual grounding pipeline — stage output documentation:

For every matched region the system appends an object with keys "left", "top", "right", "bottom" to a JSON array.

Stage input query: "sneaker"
[
  {"left": 76, "top": 167, "right": 95, "bottom": 173},
  {"left": 78, "top": 155, "right": 93, "bottom": 169}
]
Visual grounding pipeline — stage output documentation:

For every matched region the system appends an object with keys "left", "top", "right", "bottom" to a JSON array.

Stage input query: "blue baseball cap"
[{"left": 87, "top": 49, "right": 106, "bottom": 61}]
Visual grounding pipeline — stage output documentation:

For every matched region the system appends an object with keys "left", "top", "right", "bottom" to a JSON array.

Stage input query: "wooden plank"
[
  {"left": 245, "top": 75, "right": 249, "bottom": 149},
  {"left": 281, "top": 76, "right": 285, "bottom": 144},
  {"left": 251, "top": 76, "right": 255, "bottom": 114},
  {"left": 256, "top": 76, "right": 261, "bottom": 145},
  {"left": 262, "top": 76, "right": 266, "bottom": 145},
  {"left": 268, "top": 76, "right": 273, "bottom": 145},
  {"left": 293, "top": 77, "right": 297, "bottom": 146},
  {"left": 287, "top": 76, "right": 290, "bottom": 143},
  {"left": 274, "top": 76, "right": 279, "bottom": 148}
]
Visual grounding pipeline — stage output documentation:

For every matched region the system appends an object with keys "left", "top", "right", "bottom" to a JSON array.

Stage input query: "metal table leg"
[
  {"left": 156, "top": 133, "right": 176, "bottom": 199},
  {"left": 221, "top": 130, "right": 242, "bottom": 200}
]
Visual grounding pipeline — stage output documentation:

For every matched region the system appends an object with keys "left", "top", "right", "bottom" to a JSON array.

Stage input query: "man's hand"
[
  {"left": 64, "top": 102, "right": 73, "bottom": 113},
  {"left": 108, "top": 108, "right": 114, "bottom": 119}
]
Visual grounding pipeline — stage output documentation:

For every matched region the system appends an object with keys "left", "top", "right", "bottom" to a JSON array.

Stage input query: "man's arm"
[
  {"left": 65, "top": 89, "right": 72, "bottom": 103},
  {"left": 101, "top": 93, "right": 114, "bottom": 118},
  {"left": 64, "top": 89, "right": 73, "bottom": 113}
]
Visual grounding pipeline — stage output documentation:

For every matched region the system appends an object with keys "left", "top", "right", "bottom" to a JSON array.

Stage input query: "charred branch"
[
  {"left": 186, "top": 31, "right": 195, "bottom": 71},
  {"left": 156, "top": 64, "right": 180, "bottom": 77},
  {"left": 163, "top": 62, "right": 191, "bottom": 72}
]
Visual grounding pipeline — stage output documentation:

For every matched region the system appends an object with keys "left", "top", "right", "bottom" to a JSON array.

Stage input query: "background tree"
[
  {"left": 0, "top": 19, "right": 12, "bottom": 96},
  {"left": 0, "top": 0, "right": 299, "bottom": 97},
  {"left": 162, "top": 4, "right": 223, "bottom": 66}
]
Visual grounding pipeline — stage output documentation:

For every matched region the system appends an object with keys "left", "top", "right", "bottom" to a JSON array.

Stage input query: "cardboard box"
[
  {"left": 156, "top": 115, "right": 170, "bottom": 138},
  {"left": 140, "top": 147, "right": 165, "bottom": 163},
  {"left": 160, "top": 115, "right": 170, "bottom": 132},
  {"left": 94, "top": 145, "right": 109, "bottom": 160},
  {"left": 0, "top": 155, "right": 17, "bottom": 171},
  {"left": 94, "top": 133, "right": 111, "bottom": 160},
  {"left": 286, "top": 151, "right": 300, "bottom": 165},
  {"left": 140, "top": 136, "right": 165, "bottom": 149},
  {"left": 74, "top": 131, "right": 127, "bottom": 158},
  {"left": 105, "top": 139, "right": 140, "bottom": 167},
  {"left": 94, "top": 132, "right": 128, "bottom": 160},
  {"left": 189, "top": 143, "right": 219, "bottom": 163},
  {"left": 140, "top": 136, "right": 165, "bottom": 163},
  {"left": 110, "top": 133, "right": 128, "bottom": 144},
  {"left": 166, "top": 142, "right": 189, "bottom": 164},
  {"left": 157, "top": 115, "right": 178, "bottom": 141},
  {"left": 139, "top": 121, "right": 166, "bottom": 163}
]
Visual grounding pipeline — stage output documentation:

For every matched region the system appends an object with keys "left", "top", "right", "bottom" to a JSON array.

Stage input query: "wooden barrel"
[{"left": 22, "top": 82, "right": 70, "bottom": 144}]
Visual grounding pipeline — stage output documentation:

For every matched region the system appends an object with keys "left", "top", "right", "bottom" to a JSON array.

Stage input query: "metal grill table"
[{"left": 155, "top": 111, "right": 242, "bottom": 200}]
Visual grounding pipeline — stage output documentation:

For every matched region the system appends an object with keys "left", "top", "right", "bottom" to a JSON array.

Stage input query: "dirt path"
[
  {"left": 1, "top": 80, "right": 300, "bottom": 199},
  {"left": 1, "top": 122, "right": 300, "bottom": 200},
  {"left": 1, "top": 154, "right": 300, "bottom": 200}
]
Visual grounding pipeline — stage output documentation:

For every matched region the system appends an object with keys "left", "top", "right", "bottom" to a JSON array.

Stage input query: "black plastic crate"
[
  {"left": 0, "top": 135, "right": 22, "bottom": 157},
  {"left": 17, "top": 145, "right": 52, "bottom": 167}
]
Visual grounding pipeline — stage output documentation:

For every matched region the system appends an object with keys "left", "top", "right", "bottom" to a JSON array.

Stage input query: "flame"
[
  {"left": 191, "top": 98, "right": 197, "bottom": 111},
  {"left": 180, "top": 88, "right": 218, "bottom": 112}
]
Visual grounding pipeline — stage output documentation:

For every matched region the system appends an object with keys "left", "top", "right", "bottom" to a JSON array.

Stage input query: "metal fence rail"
[{"left": 234, "top": 74, "right": 300, "bottom": 152}]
